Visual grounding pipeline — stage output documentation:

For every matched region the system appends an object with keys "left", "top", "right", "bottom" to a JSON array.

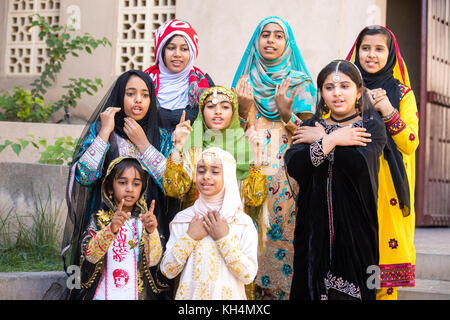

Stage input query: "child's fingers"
[
  {"left": 118, "top": 198, "right": 125, "bottom": 212},
  {"left": 179, "top": 110, "right": 186, "bottom": 124},
  {"left": 148, "top": 200, "right": 155, "bottom": 215}
]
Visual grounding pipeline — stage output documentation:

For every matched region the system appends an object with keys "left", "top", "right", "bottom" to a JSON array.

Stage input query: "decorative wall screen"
[
  {"left": 116, "top": 0, "right": 176, "bottom": 74},
  {"left": 5, "top": 0, "right": 60, "bottom": 75}
]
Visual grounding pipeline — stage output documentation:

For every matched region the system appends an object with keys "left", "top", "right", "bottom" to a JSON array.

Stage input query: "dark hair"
[
  {"left": 356, "top": 25, "right": 392, "bottom": 50},
  {"left": 104, "top": 158, "right": 149, "bottom": 200},
  {"left": 315, "top": 60, "right": 373, "bottom": 118}
]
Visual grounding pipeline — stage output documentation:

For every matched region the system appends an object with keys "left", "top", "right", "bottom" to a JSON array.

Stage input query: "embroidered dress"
[
  {"left": 231, "top": 16, "right": 316, "bottom": 300},
  {"left": 160, "top": 148, "right": 258, "bottom": 300},
  {"left": 78, "top": 157, "right": 165, "bottom": 300},
  {"left": 285, "top": 111, "right": 386, "bottom": 300},
  {"left": 63, "top": 71, "right": 176, "bottom": 300},
  {"left": 347, "top": 26, "right": 419, "bottom": 299}
]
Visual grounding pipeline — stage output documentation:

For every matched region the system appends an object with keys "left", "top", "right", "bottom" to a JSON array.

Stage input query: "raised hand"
[
  {"left": 275, "top": 78, "right": 298, "bottom": 124},
  {"left": 368, "top": 88, "right": 395, "bottom": 116},
  {"left": 172, "top": 110, "right": 192, "bottom": 151},
  {"left": 123, "top": 117, "right": 150, "bottom": 153},
  {"left": 292, "top": 122, "right": 326, "bottom": 145},
  {"left": 232, "top": 75, "right": 254, "bottom": 120},
  {"left": 111, "top": 199, "right": 131, "bottom": 234},
  {"left": 203, "top": 210, "right": 229, "bottom": 241},
  {"left": 139, "top": 200, "right": 158, "bottom": 234},
  {"left": 187, "top": 214, "right": 208, "bottom": 241},
  {"left": 245, "top": 124, "right": 262, "bottom": 166},
  {"left": 98, "top": 107, "right": 121, "bottom": 142}
]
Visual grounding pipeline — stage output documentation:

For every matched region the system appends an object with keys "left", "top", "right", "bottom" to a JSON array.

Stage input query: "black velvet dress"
[{"left": 285, "top": 109, "right": 386, "bottom": 300}]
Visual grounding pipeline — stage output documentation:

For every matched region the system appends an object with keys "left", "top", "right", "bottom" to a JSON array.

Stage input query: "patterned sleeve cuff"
[
  {"left": 384, "top": 111, "right": 407, "bottom": 136},
  {"left": 282, "top": 113, "right": 302, "bottom": 134},
  {"left": 85, "top": 224, "right": 116, "bottom": 264},
  {"left": 140, "top": 144, "right": 167, "bottom": 182},
  {"left": 310, "top": 138, "right": 334, "bottom": 167},
  {"left": 143, "top": 229, "right": 162, "bottom": 267},
  {"left": 78, "top": 136, "right": 109, "bottom": 172}
]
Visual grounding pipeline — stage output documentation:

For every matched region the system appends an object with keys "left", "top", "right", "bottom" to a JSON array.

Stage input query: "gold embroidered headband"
[{"left": 199, "top": 86, "right": 237, "bottom": 109}]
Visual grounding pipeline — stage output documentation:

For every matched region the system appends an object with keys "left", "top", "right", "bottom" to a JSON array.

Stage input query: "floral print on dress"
[
  {"left": 275, "top": 248, "right": 286, "bottom": 261},
  {"left": 389, "top": 238, "right": 399, "bottom": 249}
]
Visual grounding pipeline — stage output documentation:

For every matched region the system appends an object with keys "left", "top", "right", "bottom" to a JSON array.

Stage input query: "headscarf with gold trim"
[
  {"left": 183, "top": 86, "right": 253, "bottom": 180},
  {"left": 101, "top": 156, "right": 149, "bottom": 218}
]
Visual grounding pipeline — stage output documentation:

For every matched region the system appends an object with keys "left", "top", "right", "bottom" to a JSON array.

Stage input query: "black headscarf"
[
  {"left": 353, "top": 27, "right": 410, "bottom": 217},
  {"left": 62, "top": 70, "right": 176, "bottom": 289},
  {"left": 104, "top": 70, "right": 160, "bottom": 148}
]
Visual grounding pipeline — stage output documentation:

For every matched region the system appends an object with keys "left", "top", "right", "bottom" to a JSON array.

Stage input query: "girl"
[
  {"left": 144, "top": 19, "right": 213, "bottom": 131},
  {"left": 285, "top": 60, "right": 386, "bottom": 300},
  {"left": 63, "top": 70, "right": 175, "bottom": 299},
  {"left": 163, "top": 86, "right": 267, "bottom": 214},
  {"left": 346, "top": 25, "right": 419, "bottom": 300},
  {"left": 231, "top": 16, "right": 316, "bottom": 300},
  {"left": 77, "top": 157, "right": 163, "bottom": 300},
  {"left": 160, "top": 147, "right": 258, "bottom": 300}
]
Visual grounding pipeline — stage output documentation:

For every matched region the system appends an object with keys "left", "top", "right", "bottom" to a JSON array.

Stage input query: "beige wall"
[
  {"left": 176, "top": 0, "right": 386, "bottom": 88},
  {"left": 1, "top": 0, "right": 386, "bottom": 122}
]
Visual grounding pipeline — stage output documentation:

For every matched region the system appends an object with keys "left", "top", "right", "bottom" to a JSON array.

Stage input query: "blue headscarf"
[{"left": 231, "top": 16, "right": 316, "bottom": 120}]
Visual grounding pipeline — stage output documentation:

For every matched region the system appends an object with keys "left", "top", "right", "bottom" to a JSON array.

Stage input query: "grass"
[{"left": 0, "top": 187, "right": 64, "bottom": 272}]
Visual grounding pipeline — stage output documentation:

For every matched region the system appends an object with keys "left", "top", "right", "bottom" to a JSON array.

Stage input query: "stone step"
[
  {"left": 398, "top": 279, "right": 450, "bottom": 300},
  {"left": 0, "top": 271, "right": 67, "bottom": 300},
  {"left": 415, "top": 251, "right": 450, "bottom": 281},
  {"left": 414, "top": 227, "right": 450, "bottom": 282}
]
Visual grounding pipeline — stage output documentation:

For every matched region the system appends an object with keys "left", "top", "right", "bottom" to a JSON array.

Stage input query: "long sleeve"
[
  {"left": 84, "top": 224, "right": 116, "bottom": 264},
  {"left": 285, "top": 142, "right": 317, "bottom": 182},
  {"left": 142, "top": 229, "right": 163, "bottom": 267},
  {"left": 140, "top": 144, "right": 167, "bottom": 189},
  {"left": 385, "top": 90, "right": 419, "bottom": 155},
  {"left": 160, "top": 226, "right": 198, "bottom": 279},
  {"left": 75, "top": 124, "right": 110, "bottom": 186},
  {"left": 241, "top": 165, "right": 267, "bottom": 207},
  {"left": 215, "top": 222, "right": 258, "bottom": 285}
]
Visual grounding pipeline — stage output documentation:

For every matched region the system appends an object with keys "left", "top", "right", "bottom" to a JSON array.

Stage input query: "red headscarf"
[{"left": 144, "top": 19, "right": 209, "bottom": 108}]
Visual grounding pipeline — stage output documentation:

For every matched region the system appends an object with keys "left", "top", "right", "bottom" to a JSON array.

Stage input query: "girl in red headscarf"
[
  {"left": 145, "top": 19, "right": 213, "bottom": 131},
  {"left": 346, "top": 25, "right": 419, "bottom": 300}
]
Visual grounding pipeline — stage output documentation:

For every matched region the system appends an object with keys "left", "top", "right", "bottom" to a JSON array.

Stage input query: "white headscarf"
[
  {"left": 171, "top": 147, "right": 244, "bottom": 225},
  {"left": 156, "top": 33, "right": 196, "bottom": 111}
]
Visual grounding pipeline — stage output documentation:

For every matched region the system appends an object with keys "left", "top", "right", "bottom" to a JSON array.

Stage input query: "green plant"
[
  {"left": 37, "top": 136, "right": 79, "bottom": 165},
  {"left": 0, "top": 135, "right": 78, "bottom": 166},
  {"left": 0, "top": 86, "right": 52, "bottom": 122},
  {"left": 0, "top": 187, "right": 64, "bottom": 272},
  {"left": 0, "top": 13, "right": 111, "bottom": 123}
]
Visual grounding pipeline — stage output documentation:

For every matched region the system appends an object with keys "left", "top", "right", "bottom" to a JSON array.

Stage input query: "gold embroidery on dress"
[{"left": 96, "top": 209, "right": 113, "bottom": 230}]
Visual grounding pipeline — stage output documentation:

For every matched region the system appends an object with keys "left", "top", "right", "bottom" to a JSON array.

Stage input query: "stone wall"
[{"left": 0, "top": 162, "right": 69, "bottom": 246}]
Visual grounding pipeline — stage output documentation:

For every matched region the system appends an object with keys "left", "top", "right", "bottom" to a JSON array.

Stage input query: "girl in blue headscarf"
[{"left": 231, "top": 16, "right": 316, "bottom": 300}]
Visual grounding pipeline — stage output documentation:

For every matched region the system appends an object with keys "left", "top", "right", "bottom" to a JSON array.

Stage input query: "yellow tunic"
[{"left": 377, "top": 84, "right": 419, "bottom": 299}]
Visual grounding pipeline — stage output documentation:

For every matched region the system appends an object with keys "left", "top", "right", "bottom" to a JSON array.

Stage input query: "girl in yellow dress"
[{"left": 346, "top": 25, "right": 419, "bottom": 300}]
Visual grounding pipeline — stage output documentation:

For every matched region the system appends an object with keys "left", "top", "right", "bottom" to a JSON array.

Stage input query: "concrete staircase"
[{"left": 398, "top": 227, "right": 450, "bottom": 300}]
